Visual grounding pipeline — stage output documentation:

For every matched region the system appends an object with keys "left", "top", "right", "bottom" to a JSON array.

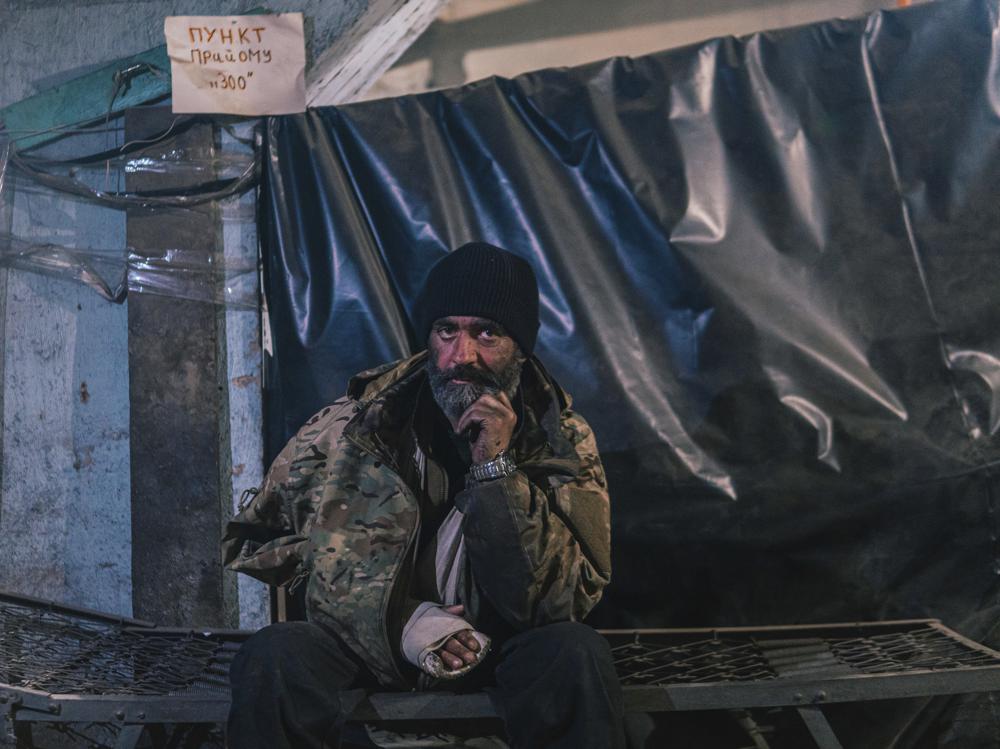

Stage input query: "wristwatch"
[{"left": 468, "top": 450, "right": 517, "bottom": 483}]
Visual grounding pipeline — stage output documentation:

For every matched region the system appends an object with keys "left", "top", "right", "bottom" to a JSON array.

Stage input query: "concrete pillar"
[{"left": 125, "top": 108, "right": 232, "bottom": 627}]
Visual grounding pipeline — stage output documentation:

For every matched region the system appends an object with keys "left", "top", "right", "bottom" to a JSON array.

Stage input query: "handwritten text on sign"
[{"left": 164, "top": 14, "right": 306, "bottom": 115}]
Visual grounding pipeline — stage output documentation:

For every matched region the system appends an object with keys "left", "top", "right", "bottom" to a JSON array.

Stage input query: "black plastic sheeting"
[{"left": 261, "top": 1, "right": 1000, "bottom": 745}]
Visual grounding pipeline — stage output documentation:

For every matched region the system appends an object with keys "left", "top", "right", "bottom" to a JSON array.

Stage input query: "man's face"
[{"left": 426, "top": 315, "right": 524, "bottom": 424}]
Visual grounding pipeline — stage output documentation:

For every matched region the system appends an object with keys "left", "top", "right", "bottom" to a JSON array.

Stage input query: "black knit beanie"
[{"left": 418, "top": 242, "right": 540, "bottom": 354}]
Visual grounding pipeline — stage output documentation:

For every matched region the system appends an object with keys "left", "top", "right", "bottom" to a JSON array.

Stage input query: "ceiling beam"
[{"left": 307, "top": 0, "right": 449, "bottom": 106}]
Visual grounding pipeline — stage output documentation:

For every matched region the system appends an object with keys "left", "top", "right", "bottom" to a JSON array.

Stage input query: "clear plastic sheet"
[
  {"left": 128, "top": 246, "right": 257, "bottom": 308},
  {"left": 0, "top": 124, "right": 259, "bottom": 306},
  {"left": 9, "top": 146, "right": 258, "bottom": 210},
  {"left": 5, "top": 174, "right": 256, "bottom": 224},
  {"left": 0, "top": 235, "right": 258, "bottom": 308},
  {"left": 0, "top": 235, "right": 127, "bottom": 302},
  {"left": 0, "top": 136, "right": 11, "bottom": 231}
]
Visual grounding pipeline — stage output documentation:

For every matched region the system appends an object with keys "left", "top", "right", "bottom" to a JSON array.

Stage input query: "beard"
[{"left": 427, "top": 354, "right": 524, "bottom": 425}]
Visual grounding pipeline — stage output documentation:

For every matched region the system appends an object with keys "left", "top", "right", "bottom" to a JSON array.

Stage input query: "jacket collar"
[{"left": 344, "top": 351, "right": 581, "bottom": 482}]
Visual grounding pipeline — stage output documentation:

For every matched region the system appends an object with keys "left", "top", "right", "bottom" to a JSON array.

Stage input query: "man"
[{"left": 223, "top": 242, "right": 623, "bottom": 748}]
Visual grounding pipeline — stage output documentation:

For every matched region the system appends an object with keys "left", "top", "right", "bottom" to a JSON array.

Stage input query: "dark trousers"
[{"left": 227, "top": 620, "right": 625, "bottom": 749}]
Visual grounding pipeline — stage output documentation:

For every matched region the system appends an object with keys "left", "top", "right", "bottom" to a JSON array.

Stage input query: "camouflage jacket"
[{"left": 222, "top": 352, "right": 611, "bottom": 687}]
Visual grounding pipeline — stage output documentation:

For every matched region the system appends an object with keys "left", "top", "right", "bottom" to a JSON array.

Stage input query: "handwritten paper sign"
[{"left": 164, "top": 14, "right": 306, "bottom": 115}]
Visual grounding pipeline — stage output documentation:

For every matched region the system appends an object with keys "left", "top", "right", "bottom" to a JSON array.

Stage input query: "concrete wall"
[
  {"left": 0, "top": 123, "right": 268, "bottom": 627},
  {"left": 0, "top": 130, "right": 133, "bottom": 616},
  {"left": 221, "top": 126, "right": 270, "bottom": 630},
  {"left": 0, "top": 0, "right": 324, "bottom": 626}
]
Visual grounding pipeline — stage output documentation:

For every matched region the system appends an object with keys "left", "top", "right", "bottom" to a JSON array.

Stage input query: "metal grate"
[
  {"left": 611, "top": 638, "right": 777, "bottom": 684},
  {"left": 0, "top": 595, "right": 241, "bottom": 696},
  {"left": 829, "top": 629, "right": 998, "bottom": 672},
  {"left": 608, "top": 623, "right": 1000, "bottom": 687},
  {"left": 5, "top": 591, "right": 999, "bottom": 697}
]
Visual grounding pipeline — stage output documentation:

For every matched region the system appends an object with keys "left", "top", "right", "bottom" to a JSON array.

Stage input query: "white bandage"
[{"left": 401, "top": 602, "right": 491, "bottom": 679}]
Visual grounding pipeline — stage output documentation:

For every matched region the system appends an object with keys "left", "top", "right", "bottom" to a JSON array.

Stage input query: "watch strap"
[{"left": 468, "top": 450, "right": 517, "bottom": 483}]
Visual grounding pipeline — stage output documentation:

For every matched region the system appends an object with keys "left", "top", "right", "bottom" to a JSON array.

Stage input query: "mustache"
[{"left": 435, "top": 363, "right": 500, "bottom": 390}]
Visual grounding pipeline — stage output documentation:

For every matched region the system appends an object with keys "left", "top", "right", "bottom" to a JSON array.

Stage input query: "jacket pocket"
[{"left": 229, "top": 534, "right": 308, "bottom": 587}]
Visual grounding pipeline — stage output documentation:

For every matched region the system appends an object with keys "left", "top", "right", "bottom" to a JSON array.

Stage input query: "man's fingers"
[
  {"left": 455, "top": 403, "right": 491, "bottom": 435},
  {"left": 458, "top": 394, "right": 513, "bottom": 424},
  {"left": 441, "top": 634, "right": 477, "bottom": 666},
  {"left": 456, "top": 393, "right": 517, "bottom": 464},
  {"left": 432, "top": 614, "right": 480, "bottom": 671},
  {"left": 443, "top": 637, "right": 473, "bottom": 659},
  {"left": 456, "top": 400, "right": 515, "bottom": 441},
  {"left": 440, "top": 649, "right": 464, "bottom": 669},
  {"left": 454, "top": 411, "right": 479, "bottom": 438},
  {"left": 473, "top": 393, "right": 513, "bottom": 417}
]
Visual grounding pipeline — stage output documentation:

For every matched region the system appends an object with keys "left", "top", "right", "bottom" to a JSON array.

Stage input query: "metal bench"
[{"left": 3, "top": 590, "right": 1000, "bottom": 748}]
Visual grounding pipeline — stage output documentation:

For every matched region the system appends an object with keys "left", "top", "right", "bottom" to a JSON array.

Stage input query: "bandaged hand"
[
  {"left": 435, "top": 606, "right": 481, "bottom": 669},
  {"left": 401, "top": 602, "right": 491, "bottom": 680}
]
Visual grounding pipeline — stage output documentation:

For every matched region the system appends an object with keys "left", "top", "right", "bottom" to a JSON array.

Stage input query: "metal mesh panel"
[
  {"left": 609, "top": 623, "right": 1000, "bottom": 686},
  {"left": 4, "top": 590, "right": 1000, "bottom": 708},
  {"left": 0, "top": 596, "right": 241, "bottom": 696},
  {"left": 611, "top": 638, "right": 777, "bottom": 685},
  {"left": 829, "top": 629, "right": 1000, "bottom": 672}
]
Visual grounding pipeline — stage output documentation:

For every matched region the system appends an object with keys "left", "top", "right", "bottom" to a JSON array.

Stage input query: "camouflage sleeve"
[
  {"left": 221, "top": 398, "right": 356, "bottom": 587},
  {"left": 456, "top": 409, "right": 611, "bottom": 630}
]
